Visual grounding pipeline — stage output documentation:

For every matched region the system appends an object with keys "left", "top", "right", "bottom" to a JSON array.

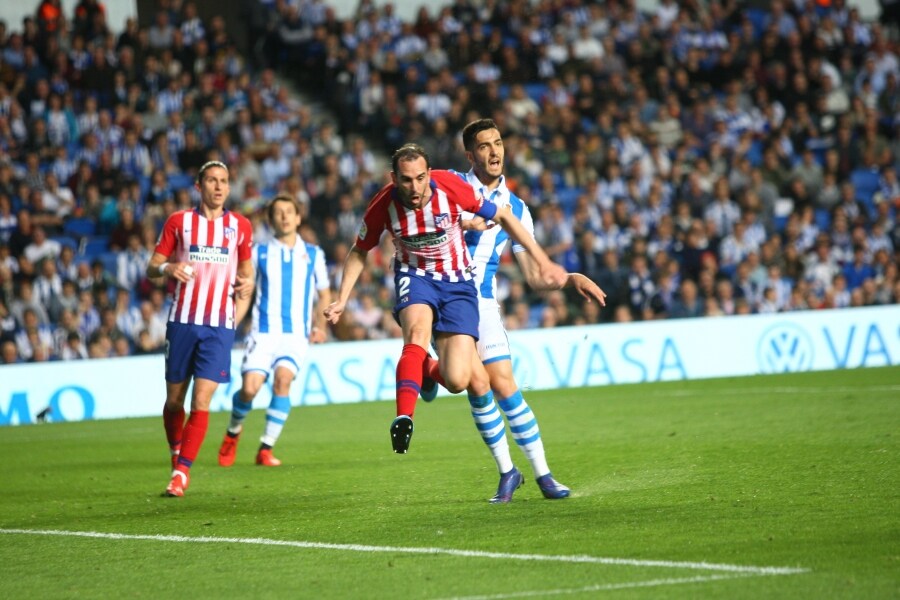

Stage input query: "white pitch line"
[
  {"left": 437, "top": 573, "right": 758, "bottom": 600},
  {"left": 0, "top": 529, "right": 808, "bottom": 576}
]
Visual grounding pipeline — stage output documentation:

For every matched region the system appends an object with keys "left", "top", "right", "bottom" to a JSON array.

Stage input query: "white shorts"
[
  {"left": 476, "top": 298, "right": 512, "bottom": 364},
  {"left": 241, "top": 332, "right": 310, "bottom": 378}
]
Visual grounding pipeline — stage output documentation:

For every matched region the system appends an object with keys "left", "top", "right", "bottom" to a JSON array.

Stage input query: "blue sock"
[
  {"left": 498, "top": 390, "right": 549, "bottom": 478},
  {"left": 227, "top": 390, "right": 253, "bottom": 434},
  {"left": 261, "top": 395, "right": 291, "bottom": 447},
  {"left": 468, "top": 391, "right": 514, "bottom": 473}
]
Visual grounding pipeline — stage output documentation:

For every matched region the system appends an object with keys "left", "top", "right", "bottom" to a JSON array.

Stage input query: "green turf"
[{"left": 0, "top": 366, "right": 897, "bottom": 599}]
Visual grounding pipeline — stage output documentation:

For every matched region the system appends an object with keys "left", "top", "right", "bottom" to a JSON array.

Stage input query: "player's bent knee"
[
  {"left": 242, "top": 382, "right": 263, "bottom": 399},
  {"left": 468, "top": 372, "right": 491, "bottom": 397},
  {"left": 444, "top": 377, "right": 467, "bottom": 394}
]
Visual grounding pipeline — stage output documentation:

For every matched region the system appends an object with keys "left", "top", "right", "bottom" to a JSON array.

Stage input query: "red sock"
[
  {"left": 176, "top": 410, "right": 209, "bottom": 471},
  {"left": 423, "top": 355, "right": 446, "bottom": 387},
  {"left": 163, "top": 404, "right": 185, "bottom": 451},
  {"left": 396, "top": 344, "right": 426, "bottom": 417}
]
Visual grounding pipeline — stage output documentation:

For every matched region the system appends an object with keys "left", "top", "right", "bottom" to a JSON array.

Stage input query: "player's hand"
[
  {"left": 234, "top": 275, "right": 253, "bottom": 298},
  {"left": 540, "top": 261, "right": 569, "bottom": 289},
  {"left": 324, "top": 301, "right": 345, "bottom": 324},
  {"left": 309, "top": 327, "right": 327, "bottom": 344},
  {"left": 569, "top": 273, "right": 607, "bottom": 306},
  {"left": 169, "top": 262, "right": 195, "bottom": 283}
]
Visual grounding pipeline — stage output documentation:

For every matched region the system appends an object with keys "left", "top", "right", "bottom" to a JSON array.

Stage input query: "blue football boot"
[
  {"left": 420, "top": 376, "right": 438, "bottom": 402},
  {"left": 536, "top": 473, "right": 571, "bottom": 499},
  {"left": 489, "top": 467, "right": 524, "bottom": 503}
]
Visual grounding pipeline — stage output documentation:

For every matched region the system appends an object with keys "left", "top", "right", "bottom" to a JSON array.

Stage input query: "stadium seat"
[
  {"left": 168, "top": 173, "right": 195, "bottom": 191},
  {"left": 557, "top": 188, "right": 583, "bottom": 213},
  {"left": 51, "top": 235, "right": 78, "bottom": 250},
  {"left": 814, "top": 208, "right": 832, "bottom": 231},
  {"left": 96, "top": 251, "right": 119, "bottom": 276},
  {"left": 745, "top": 8, "right": 768, "bottom": 39},
  {"left": 137, "top": 174, "right": 151, "bottom": 200},
  {"left": 80, "top": 235, "right": 110, "bottom": 259},
  {"left": 63, "top": 217, "right": 97, "bottom": 239},
  {"left": 850, "top": 169, "right": 879, "bottom": 203},
  {"left": 523, "top": 83, "right": 548, "bottom": 104},
  {"left": 746, "top": 140, "right": 764, "bottom": 167}
]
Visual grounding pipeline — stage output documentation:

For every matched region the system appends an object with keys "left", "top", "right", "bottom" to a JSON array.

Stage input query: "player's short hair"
[
  {"left": 266, "top": 194, "right": 301, "bottom": 223},
  {"left": 391, "top": 143, "right": 430, "bottom": 173},
  {"left": 196, "top": 160, "right": 228, "bottom": 183},
  {"left": 461, "top": 118, "right": 500, "bottom": 151}
]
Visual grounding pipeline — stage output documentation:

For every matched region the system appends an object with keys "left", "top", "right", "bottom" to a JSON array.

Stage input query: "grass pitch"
[{"left": 0, "top": 366, "right": 897, "bottom": 599}]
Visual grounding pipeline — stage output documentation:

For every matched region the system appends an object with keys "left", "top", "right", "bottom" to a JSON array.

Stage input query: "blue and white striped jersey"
[
  {"left": 452, "top": 169, "right": 534, "bottom": 300},
  {"left": 250, "top": 238, "right": 330, "bottom": 335}
]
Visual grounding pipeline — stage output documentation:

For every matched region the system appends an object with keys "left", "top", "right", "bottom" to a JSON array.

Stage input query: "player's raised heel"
[
  {"left": 218, "top": 432, "right": 240, "bottom": 467},
  {"left": 390, "top": 415, "right": 414, "bottom": 454},
  {"left": 490, "top": 467, "right": 524, "bottom": 503},
  {"left": 165, "top": 470, "right": 189, "bottom": 497},
  {"left": 256, "top": 448, "right": 282, "bottom": 466},
  {"left": 420, "top": 377, "right": 438, "bottom": 402},
  {"left": 536, "top": 473, "right": 570, "bottom": 499}
]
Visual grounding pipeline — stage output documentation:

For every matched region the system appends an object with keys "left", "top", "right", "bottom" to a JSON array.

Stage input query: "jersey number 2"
[{"left": 397, "top": 276, "right": 410, "bottom": 302}]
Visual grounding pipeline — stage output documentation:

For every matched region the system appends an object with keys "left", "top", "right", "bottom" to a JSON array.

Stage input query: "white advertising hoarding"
[{"left": 1, "top": 305, "right": 897, "bottom": 425}]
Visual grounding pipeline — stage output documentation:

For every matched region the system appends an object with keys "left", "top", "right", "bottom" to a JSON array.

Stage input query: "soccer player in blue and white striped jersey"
[
  {"left": 218, "top": 194, "right": 331, "bottom": 467},
  {"left": 434, "top": 118, "right": 606, "bottom": 501}
]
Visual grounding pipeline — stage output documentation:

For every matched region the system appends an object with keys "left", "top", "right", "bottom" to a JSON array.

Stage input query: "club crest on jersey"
[
  {"left": 224, "top": 226, "right": 236, "bottom": 240},
  {"left": 434, "top": 213, "right": 450, "bottom": 228}
]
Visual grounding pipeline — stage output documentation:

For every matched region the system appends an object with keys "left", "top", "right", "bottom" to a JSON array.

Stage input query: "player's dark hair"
[
  {"left": 196, "top": 160, "right": 228, "bottom": 183},
  {"left": 461, "top": 118, "right": 500, "bottom": 151},
  {"left": 267, "top": 194, "right": 301, "bottom": 223},
  {"left": 391, "top": 143, "right": 430, "bottom": 173}
]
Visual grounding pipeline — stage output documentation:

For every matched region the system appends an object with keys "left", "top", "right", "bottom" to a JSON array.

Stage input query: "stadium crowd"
[{"left": 0, "top": 0, "right": 899, "bottom": 365}]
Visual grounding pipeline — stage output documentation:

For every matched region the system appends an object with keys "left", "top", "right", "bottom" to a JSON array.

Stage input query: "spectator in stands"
[{"left": 22, "top": 225, "right": 61, "bottom": 266}]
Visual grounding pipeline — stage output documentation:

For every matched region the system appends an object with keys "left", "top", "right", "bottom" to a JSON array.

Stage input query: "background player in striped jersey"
[
  {"left": 147, "top": 161, "right": 254, "bottom": 497},
  {"left": 424, "top": 118, "right": 607, "bottom": 501},
  {"left": 217, "top": 194, "right": 331, "bottom": 467},
  {"left": 324, "top": 144, "right": 567, "bottom": 470}
]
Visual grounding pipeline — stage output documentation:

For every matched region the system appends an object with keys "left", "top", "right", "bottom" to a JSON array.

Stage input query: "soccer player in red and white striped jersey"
[
  {"left": 360, "top": 168, "right": 479, "bottom": 282},
  {"left": 147, "top": 161, "right": 254, "bottom": 497},
  {"left": 325, "top": 144, "right": 567, "bottom": 456}
]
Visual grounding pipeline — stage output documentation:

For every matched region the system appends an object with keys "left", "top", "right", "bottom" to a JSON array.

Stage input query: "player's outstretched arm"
[
  {"left": 492, "top": 208, "right": 568, "bottom": 288},
  {"left": 515, "top": 252, "right": 607, "bottom": 305},
  {"left": 324, "top": 245, "right": 368, "bottom": 324}
]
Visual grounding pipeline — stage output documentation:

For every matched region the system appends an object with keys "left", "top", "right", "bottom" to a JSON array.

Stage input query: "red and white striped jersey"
[
  {"left": 355, "top": 170, "right": 494, "bottom": 281},
  {"left": 155, "top": 208, "right": 253, "bottom": 328}
]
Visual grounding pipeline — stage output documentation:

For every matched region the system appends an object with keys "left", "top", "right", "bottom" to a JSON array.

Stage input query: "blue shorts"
[
  {"left": 165, "top": 322, "right": 235, "bottom": 383},
  {"left": 393, "top": 271, "right": 480, "bottom": 340}
]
